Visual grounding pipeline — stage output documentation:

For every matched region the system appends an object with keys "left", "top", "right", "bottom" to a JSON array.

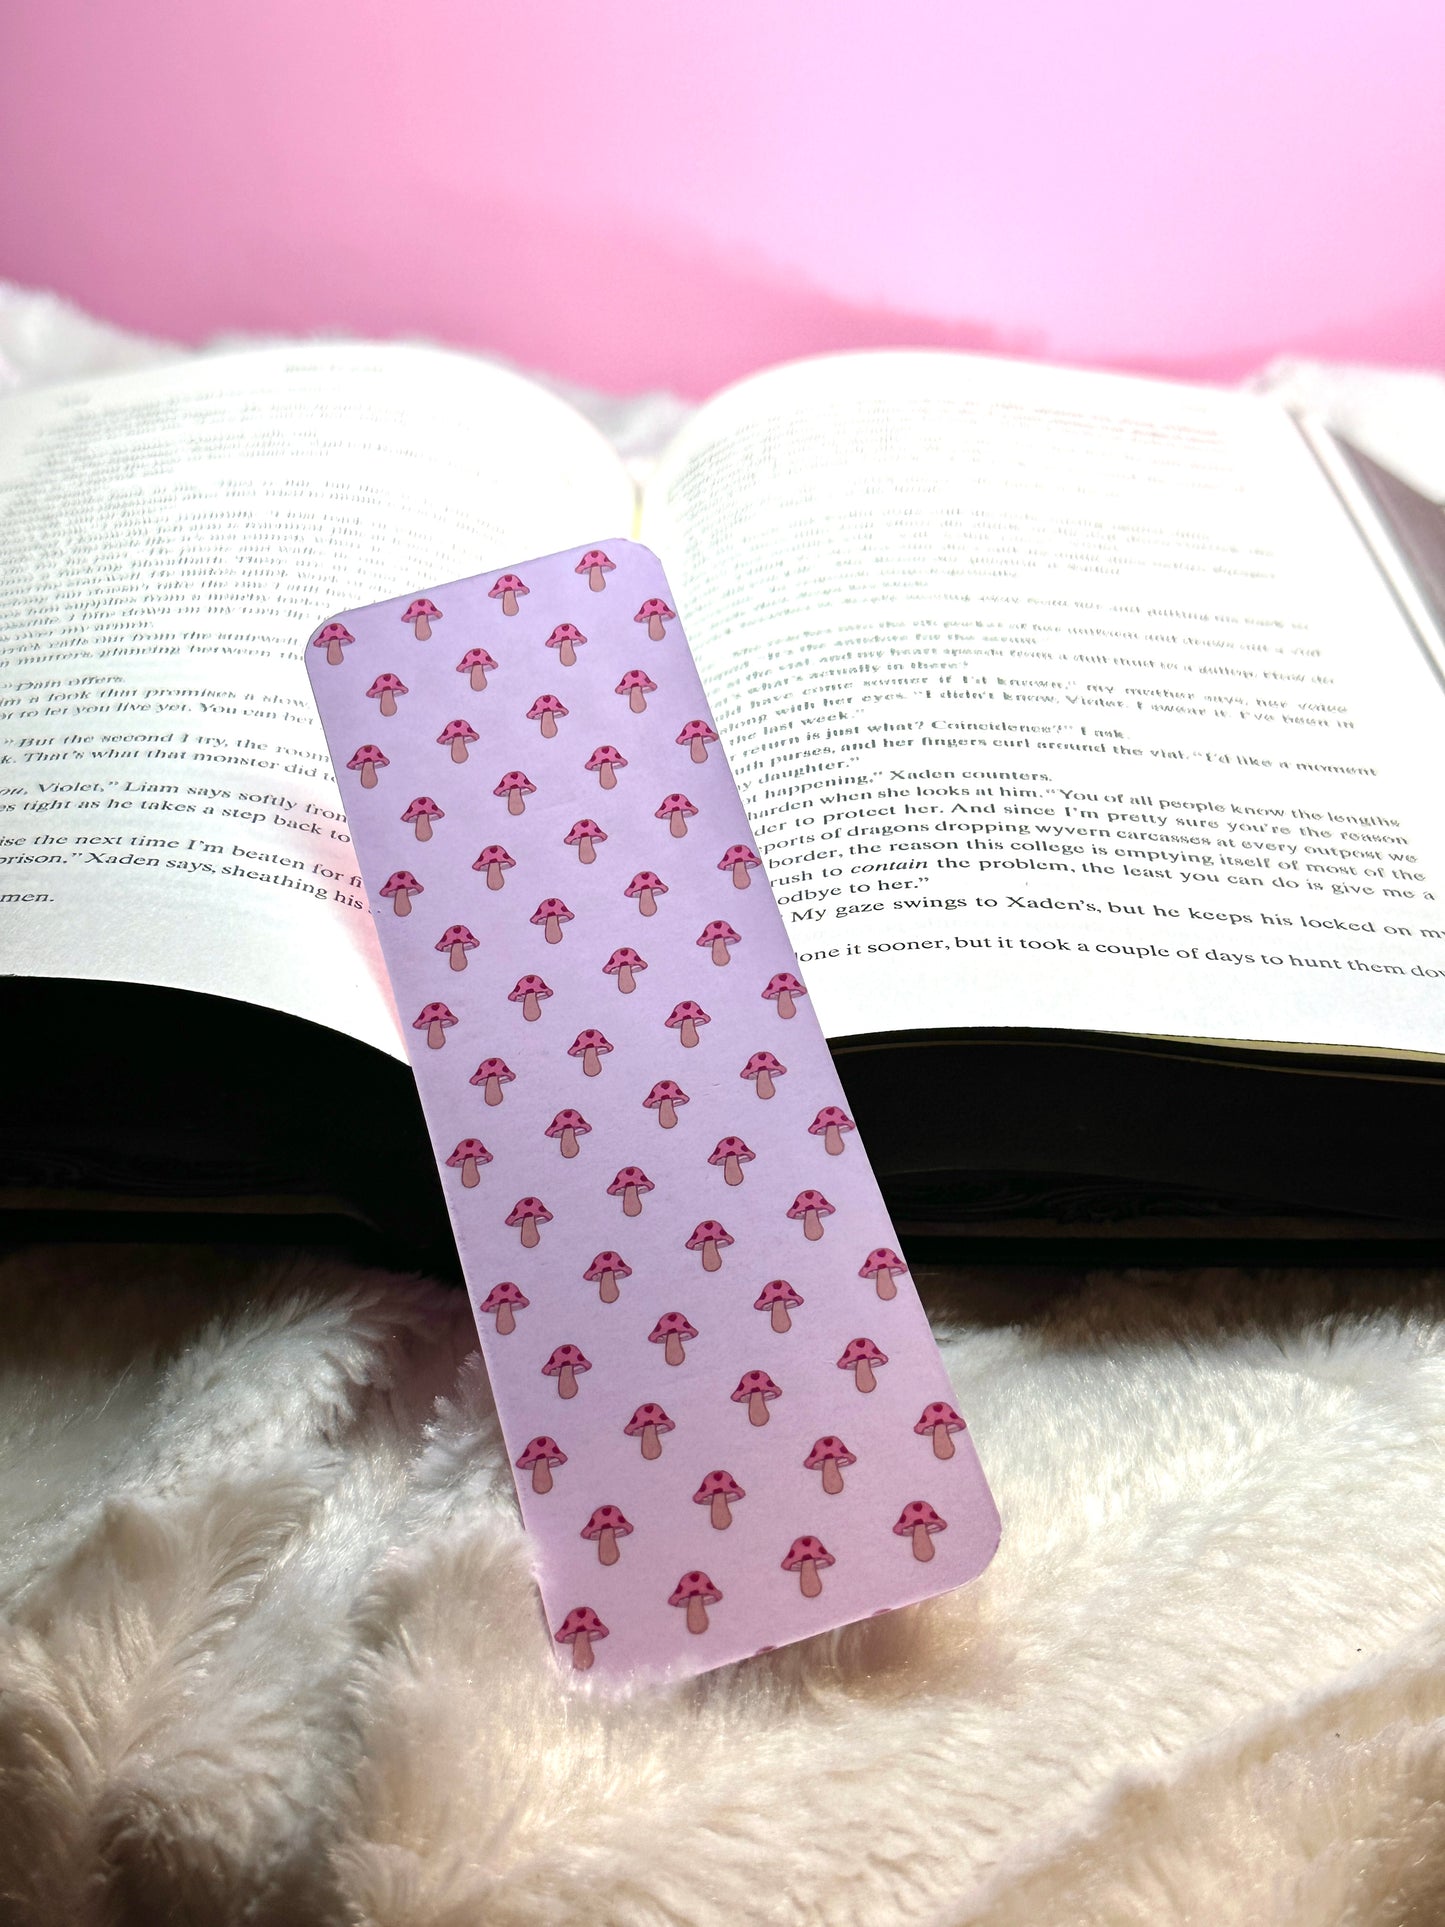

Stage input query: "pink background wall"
[{"left": 2, "top": 0, "right": 1443, "bottom": 397}]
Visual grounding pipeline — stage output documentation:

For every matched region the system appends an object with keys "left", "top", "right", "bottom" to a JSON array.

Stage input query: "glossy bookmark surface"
[{"left": 307, "top": 540, "right": 998, "bottom": 1683}]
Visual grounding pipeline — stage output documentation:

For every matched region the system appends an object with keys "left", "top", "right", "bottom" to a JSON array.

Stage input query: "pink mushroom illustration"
[
  {"left": 402, "top": 597, "right": 441, "bottom": 640},
  {"left": 656, "top": 792, "right": 697, "bottom": 838},
  {"left": 581, "top": 1505, "right": 631, "bottom": 1565},
  {"left": 545, "top": 622, "right": 586, "bottom": 667},
  {"left": 698, "top": 919, "right": 740, "bottom": 966},
  {"left": 347, "top": 744, "right": 388, "bottom": 789},
  {"left": 508, "top": 974, "right": 552, "bottom": 1021},
  {"left": 859, "top": 1247, "right": 909, "bottom": 1300},
  {"left": 838, "top": 1337, "right": 888, "bottom": 1393},
  {"left": 608, "top": 1166, "right": 654, "bottom": 1217},
  {"left": 649, "top": 1312, "right": 697, "bottom": 1366},
  {"left": 494, "top": 769, "right": 534, "bottom": 813},
  {"left": 527, "top": 693, "right": 568, "bottom": 738},
  {"left": 616, "top": 668, "right": 656, "bottom": 712},
  {"left": 436, "top": 923, "right": 478, "bottom": 970},
  {"left": 805, "top": 1437, "right": 856, "bottom": 1495},
  {"left": 477, "top": 1287, "right": 527, "bottom": 1333},
  {"left": 915, "top": 1401, "right": 967, "bottom": 1460},
  {"left": 516, "top": 1435, "right": 566, "bottom": 1494},
  {"left": 380, "top": 869, "right": 421, "bottom": 916},
  {"left": 401, "top": 795, "right": 444, "bottom": 841},
  {"left": 894, "top": 1500, "right": 948, "bottom": 1562},
  {"left": 782, "top": 1535, "right": 835, "bottom": 1598},
  {"left": 709, "top": 1137, "right": 754, "bottom": 1186},
  {"left": 473, "top": 844, "right": 514, "bottom": 890},
  {"left": 555, "top": 1605, "right": 606, "bottom": 1670},
  {"left": 488, "top": 573, "right": 528, "bottom": 616},
  {"left": 469, "top": 1056, "right": 514, "bottom": 1105},
  {"left": 669, "top": 1570, "right": 720, "bottom": 1634},
  {"left": 576, "top": 549, "right": 615, "bottom": 591},
  {"left": 755, "top": 1279, "right": 803, "bottom": 1332},
  {"left": 643, "top": 1079, "right": 688, "bottom": 1129},
  {"left": 446, "top": 1137, "right": 491, "bottom": 1187},
  {"left": 531, "top": 897, "right": 574, "bottom": 944},
  {"left": 568, "top": 1029, "right": 613, "bottom": 1076},
  {"left": 366, "top": 672, "right": 407, "bottom": 714},
  {"left": 625, "top": 870, "right": 667, "bottom": 916},
  {"left": 414, "top": 1001, "right": 458, "bottom": 1050},
  {"left": 762, "top": 972, "right": 807, "bottom": 1019},
  {"left": 438, "top": 718, "right": 479, "bottom": 763},
  {"left": 583, "top": 1250, "right": 630, "bottom": 1303},
  {"left": 457, "top": 646, "right": 497, "bottom": 691},
  {"left": 635, "top": 597, "right": 675, "bottom": 642},
  {"left": 693, "top": 1470, "right": 744, "bottom": 1529},
  {"left": 542, "top": 1343, "right": 591, "bottom": 1400},
  {"left": 731, "top": 1369, "right": 781, "bottom": 1427},
  {"left": 788, "top": 1189, "right": 835, "bottom": 1240},
  {"left": 565, "top": 817, "right": 606, "bottom": 863},
  {"left": 677, "top": 719, "right": 719, "bottom": 763},
  {"left": 686, "top": 1220, "right": 732, "bottom": 1271},
  {"left": 810, "top": 1106, "right": 856, "bottom": 1155},
  {"left": 718, "top": 844, "right": 762, "bottom": 888},
  {"left": 624, "top": 1401, "right": 673, "bottom": 1460},
  {"left": 545, "top": 1108, "right": 590, "bottom": 1159},
  {"left": 506, "top": 1196, "right": 552, "bottom": 1248},
  {"left": 478, "top": 1280, "right": 527, "bottom": 1333},
  {"left": 741, "top": 1050, "right": 785, "bottom": 1098},
  {"left": 312, "top": 621, "right": 354, "bottom": 666},
  {"left": 666, "top": 1000, "right": 709, "bottom": 1047},
  {"left": 604, "top": 947, "right": 646, "bottom": 994},
  {"left": 585, "top": 744, "right": 627, "bottom": 790}
]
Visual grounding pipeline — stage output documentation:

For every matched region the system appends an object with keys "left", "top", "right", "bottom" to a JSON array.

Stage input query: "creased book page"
[
  {"left": 643, "top": 351, "right": 1445, "bottom": 1055},
  {"left": 0, "top": 346, "right": 631, "bottom": 1053}
]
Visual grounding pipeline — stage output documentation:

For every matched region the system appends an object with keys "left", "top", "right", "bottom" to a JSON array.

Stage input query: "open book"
[{"left": 4, "top": 344, "right": 1445, "bottom": 1265}]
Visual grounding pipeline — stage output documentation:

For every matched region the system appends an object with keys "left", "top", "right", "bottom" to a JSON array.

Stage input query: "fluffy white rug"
[{"left": 3, "top": 1245, "right": 1445, "bottom": 1925}]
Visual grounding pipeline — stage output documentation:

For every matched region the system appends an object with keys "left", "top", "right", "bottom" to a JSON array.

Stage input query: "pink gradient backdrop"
[{"left": 2, "top": 0, "right": 1443, "bottom": 396}]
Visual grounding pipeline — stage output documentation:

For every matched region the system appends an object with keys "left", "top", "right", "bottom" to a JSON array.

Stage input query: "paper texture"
[
  {"left": 307, "top": 540, "right": 999, "bottom": 1683},
  {"left": 0, "top": 346, "right": 630, "bottom": 1056},
  {"left": 641, "top": 352, "right": 1445, "bottom": 1055}
]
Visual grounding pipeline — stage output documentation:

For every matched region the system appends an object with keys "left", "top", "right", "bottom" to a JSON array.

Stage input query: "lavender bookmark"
[{"left": 307, "top": 541, "right": 999, "bottom": 1684}]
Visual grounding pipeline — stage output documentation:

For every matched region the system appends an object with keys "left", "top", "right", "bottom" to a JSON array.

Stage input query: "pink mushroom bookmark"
[{"left": 307, "top": 541, "right": 1000, "bottom": 1685}]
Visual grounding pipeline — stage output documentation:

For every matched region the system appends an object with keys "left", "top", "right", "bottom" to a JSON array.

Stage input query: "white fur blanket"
[
  {"left": 4, "top": 288, "right": 1445, "bottom": 1923},
  {"left": 5, "top": 1247, "right": 1445, "bottom": 1925}
]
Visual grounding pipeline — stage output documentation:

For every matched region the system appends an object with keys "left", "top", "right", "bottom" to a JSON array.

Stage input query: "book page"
[
  {"left": 642, "top": 352, "right": 1445, "bottom": 1056},
  {"left": 0, "top": 346, "right": 633, "bottom": 1055}
]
